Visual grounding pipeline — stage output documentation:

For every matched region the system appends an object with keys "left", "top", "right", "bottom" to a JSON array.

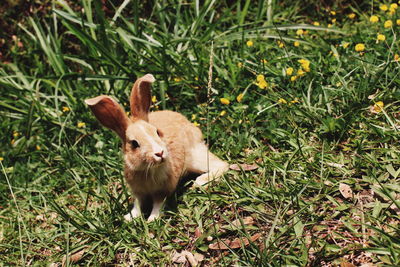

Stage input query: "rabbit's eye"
[{"left": 130, "top": 140, "right": 140, "bottom": 149}]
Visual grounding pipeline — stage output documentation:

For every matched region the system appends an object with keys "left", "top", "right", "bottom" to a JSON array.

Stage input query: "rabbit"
[{"left": 85, "top": 74, "right": 229, "bottom": 222}]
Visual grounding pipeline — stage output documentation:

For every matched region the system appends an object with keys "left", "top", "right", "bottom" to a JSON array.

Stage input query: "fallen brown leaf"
[
  {"left": 62, "top": 249, "right": 85, "bottom": 267},
  {"left": 208, "top": 233, "right": 261, "bottom": 250},
  {"left": 230, "top": 163, "right": 258, "bottom": 171},
  {"left": 339, "top": 183, "right": 353, "bottom": 199},
  {"left": 231, "top": 216, "right": 254, "bottom": 228},
  {"left": 172, "top": 250, "right": 203, "bottom": 267}
]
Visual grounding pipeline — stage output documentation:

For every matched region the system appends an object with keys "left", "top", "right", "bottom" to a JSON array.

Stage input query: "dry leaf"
[
  {"left": 172, "top": 251, "right": 201, "bottom": 267},
  {"left": 340, "top": 261, "right": 356, "bottom": 267},
  {"left": 230, "top": 163, "right": 258, "bottom": 171},
  {"left": 326, "top": 162, "right": 345, "bottom": 168},
  {"left": 339, "top": 183, "right": 353, "bottom": 199},
  {"left": 208, "top": 233, "right": 261, "bottom": 250},
  {"left": 231, "top": 216, "right": 254, "bottom": 228},
  {"left": 194, "top": 227, "right": 202, "bottom": 238},
  {"left": 62, "top": 249, "right": 85, "bottom": 267}
]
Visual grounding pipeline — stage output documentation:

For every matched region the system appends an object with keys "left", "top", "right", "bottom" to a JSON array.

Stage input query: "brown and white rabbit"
[{"left": 85, "top": 74, "right": 229, "bottom": 222}]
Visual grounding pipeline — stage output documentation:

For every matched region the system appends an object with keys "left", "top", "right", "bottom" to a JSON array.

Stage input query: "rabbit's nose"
[{"left": 154, "top": 150, "right": 164, "bottom": 158}]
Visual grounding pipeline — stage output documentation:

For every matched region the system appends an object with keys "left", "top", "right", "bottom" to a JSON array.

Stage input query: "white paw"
[
  {"left": 193, "top": 174, "right": 210, "bottom": 187},
  {"left": 124, "top": 208, "right": 141, "bottom": 221},
  {"left": 147, "top": 214, "right": 158, "bottom": 222}
]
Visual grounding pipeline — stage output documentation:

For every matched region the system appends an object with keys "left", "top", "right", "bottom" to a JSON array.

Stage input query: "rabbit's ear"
[
  {"left": 85, "top": 95, "right": 129, "bottom": 140},
  {"left": 130, "top": 74, "right": 155, "bottom": 121}
]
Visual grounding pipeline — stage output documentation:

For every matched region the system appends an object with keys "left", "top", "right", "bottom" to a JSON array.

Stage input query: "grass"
[{"left": 1, "top": 0, "right": 399, "bottom": 265}]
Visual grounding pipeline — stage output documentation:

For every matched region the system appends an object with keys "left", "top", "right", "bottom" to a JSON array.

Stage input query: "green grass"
[{"left": 1, "top": 0, "right": 399, "bottom": 265}]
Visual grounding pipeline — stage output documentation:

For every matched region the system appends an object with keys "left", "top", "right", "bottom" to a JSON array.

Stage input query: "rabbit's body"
[{"left": 86, "top": 74, "right": 228, "bottom": 222}]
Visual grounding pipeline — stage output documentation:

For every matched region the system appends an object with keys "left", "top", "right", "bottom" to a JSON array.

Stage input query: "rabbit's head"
[{"left": 85, "top": 74, "right": 168, "bottom": 171}]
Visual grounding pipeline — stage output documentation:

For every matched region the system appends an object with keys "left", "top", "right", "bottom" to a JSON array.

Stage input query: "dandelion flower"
[
  {"left": 331, "top": 18, "right": 337, "bottom": 23},
  {"left": 394, "top": 54, "right": 399, "bottom": 61},
  {"left": 151, "top": 96, "right": 157, "bottom": 103},
  {"left": 77, "top": 122, "right": 86, "bottom": 128},
  {"left": 313, "top": 21, "right": 320, "bottom": 26},
  {"left": 390, "top": 3, "right": 398, "bottom": 9},
  {"left": 286, "top": 67, "right": 294, "bottom": 76},
  {"left": 397, "top": 19, "right": 400, "bottom": 25},
  {"left": 174, "top": 77, "right": 182, "bottom": 82},
  {"left": 330, "top": 11, "right": 336, "bottom": 15},
  {"left": 36, "top": 145, "right": 41, "bottom": 151},
  {"left": 371, "top": 101, "right": 384, "bottom": 113},
  {"left": 255, "top": 74, "right": 268, "bottom": 89},
  {"left": 370, "top": 15, "right": 379, "bottom": 23},
  {"left": 236, "top": 93, "right": 244, "bottom": 102},
  {"left": 328, "top": 24, "right": 333, "bottom": 28},
  {"left": 291, "top": 98, "right": 299, "bottom": 104},
  {"left": 277, "top": 40, "right": 285, "bottom": 48},
  {"left": 278, "top": 98, "right": 288, "bottom": 104},
  {"left": 194, "top": 76, "right": 199, "bottom": 81},
  {"left": 237, "top": 62, "right": 243, "bottom": 68},
  {"left": 297, "top": 69, "right": 306, "bottom": 76},
  {"left": 384, "top": 20, "right": 393, "bottom": 28},
  {"left": 296, "top": 29, "right": 304, "bottom": 35},
  {"left": 355, "top": 43, "right": 365, "bottom": 52},
  {"left": 343, "top": 42, "right": 350, "bottom": 48},
  {"left": 294, "top": 41, "right": 300, "bottom": 47},
  {"left": 261, "top": 59, "right": 268, "bottom": 64},
  {"left": 62, "top": 106, "right": 70, "bottom": 112},
  {"left": 191, "top": 114, "right": 197, "bottom": 120},
  {"left": 377, "top": 33, "right": 386, "bottom": 41},
  {"left": 11, "top": 139, "right": 15, "bottom": 145},
  {"left": 13, "top": 131, "right": 19, "bottom": 137},
  {"left": 246, "top": 40, "right": 254, "bottom": 47},
  {"left": 348, "top": 13, "right": 356, "bottom": 19},
  {"left": 298, "top": 59, "right": 311, "bottom": 72},
  {"left": 193, "top": 121, "right": 200, "bottom": 127},
  {"left": 220, "top": 110, "right": 226, "bottom": 116},
  {"left": 257, "top": 74, "right": 265, "bottom": 82},
  {"left": 0, "top": 157, "right": 3, "bottom": 161},
  {"left": 290, "top": 76, "right": 298, "bottom": 82},
  {"left": 220, "top": 98, "right": 230, "bottom": 105},
  {"left": 380, "top": 4, "right": 388, "bottom": 11}
]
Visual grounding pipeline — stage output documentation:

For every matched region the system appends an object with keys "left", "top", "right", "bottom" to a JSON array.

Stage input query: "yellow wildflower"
[
  {"left": 389, "top": 7, "right": 396, "bottom": 15},
  {"left": 277, "top": 40, "right": 285, "bottom": 48},
  {"left": 394, "top": 54, "right": 399, "bottom": 61},
  {"left": 286, "top": 67, "right": 294, "bottom": 76},
  {"left": 174, "top": 77, "right": 182, "bottom": 82},
  {"left": 313, "top": 21, "right": 320, "bottom": 26},
  {"left": 296, "top": 29, "right": 304, "bottom": 35},
  {"left": 370, "top": 15, "right": 379, "bottom": 23},
  {"left": 278, "top": 98, "right": 288, "bottom": 104},
  {"left": 328, "top": 24, "right": 333, "bottom": 28},
  {"left": 294, "top": 41, "right": 300, "bottom": 47},
  {"left": 291, "top": 98, "right": 299, "bottom": 104},
  {"left": 193, "top": 121, "right": 200, "bottom": 127},
  {"left": 246, "top": 40, "right": 254, "bottom": 47},
  {"left": 290, "top": 76, "right": 298, "bottom": 82},
  {"left": 13, "top": 131, "right": 19, "bottom": 137},
  {"left": 380, "top": 4, "right": 388, "bottom": 11},
  {"left": 397, "top": 19, "right": 400, "bottom": 25},
  {"left": 343, "top": 42, "right": 350, "bottom": 48},
  {"left": 36, "top": 145, "right": 41, "bottom": 151},
  {"left": 151, "top": 95, "right": 157, "bottom": 103},
  {"left": 330, "top": 11, "right": 336, "bottom": 15},
  {"left": 384, "top": 20, "right": 393, "bottom": 28},
  {"left": 220, "top": 98, "right": 230, "bottom": 105},
  {"left": 261, "top": 59, "right": 268, "bottom": 64},
  {"left": 11, "top": 139, "right": 15, "bottom": 145},
  {"left": 390, "top": 3, "right": 398, "bottom": 9},
  {"left": 355, "top": 43, "right": 365, "bottom": 52},
  {"left": 256, "top": 74, "right": 268, "bottom": 89},
  {"left": 331, "top": 18, "right": 337, "bottom": 23},
  {"left": 297, "top": 69, "right": 306, "bottom": 76},
  {"left": 348, "top": 13, "right": 356, "bottom": 19},
  {"left": 77, "top": 122, "right": 86, "bottom": 128},
  {"left": 0, "top": 157, "right": 3, "bottom": 161},
  {"left": 194, "top": 76, "right": 199, "bottom": 81},
  {"left": 298, "top": 59, "right": 311, "bottom": 72},
  {"left": 372, "top": 101, "right": 384, "bottom": 113},
  {"left": 237, "top": 62, "right": 243, "bottom": 68},
  {"left": 191, "top": 114, "right": 197, "bottom": 120},
  {"left": 377, "top": 33, "right": 386, "bottom": 41},
  {"left": 62, "top": 106, "right": 70, "bottom": 112},
  {"left": 220, "top": 110, "right": 226, "bottom": 116},
  {"left": 236, "top": 93, "right": 244, "bottom": 103}
]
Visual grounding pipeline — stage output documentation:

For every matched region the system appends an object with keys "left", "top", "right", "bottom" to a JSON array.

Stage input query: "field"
[{"left": 1, "top": 0, "right": 399, "bottom": 266}]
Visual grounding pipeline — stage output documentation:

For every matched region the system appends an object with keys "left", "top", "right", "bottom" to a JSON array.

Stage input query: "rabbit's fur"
[{"left": 86, "top": 74, "right": 228, "bottom": 221}]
